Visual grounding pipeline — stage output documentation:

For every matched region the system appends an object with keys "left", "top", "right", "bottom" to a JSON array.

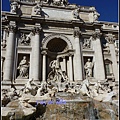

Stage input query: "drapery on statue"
[
  {"left": 19, "top": 78, "right": 40, "bottom": 95},
  {"left": 17, "top": 56, "right": 29, "bottom": 78},
  {"left": 84, "top": 58, "right": 94, "bottom": 78},
  {"left": 47, "top": 57, "right": 68, "bottom": 84}
]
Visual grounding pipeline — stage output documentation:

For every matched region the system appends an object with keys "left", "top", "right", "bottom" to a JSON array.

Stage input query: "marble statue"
[
  {"left": 79, "top": 79, "right": 90, "bottom": 97},
  {"left": 8, "top": 112, "right": 15, "bottom": 120},
  {"left": 36, "top": 81, "right": 48, "bottom": 96},
  {"left": 84, "top": 59, "right": 94, "bottom": 78},
  {"left": 10, "top": 2, "right": 18, "bottom": 13},
  {"left": 20, "top": 78, "right": 40, "bottom": 94},
  {"left": 47, "top": 57, "right": 69, "bottom": 92},
  {"left": 34, "top": 4, "right": 42, "bottom": 15},
  {"left": 94, "top": 91, "right": 117, "bottom": 102},
  {"left": 89, "top": 7, "right": 100, "bottom": 21},
  {"left": 93, "top": 10, "right": 100, "bottom": 21},
  {"left": 17, "top": 56, "right": 29, "bottom": 78},
  {"left": 73, "top": 8, "right": 80, "bottom": 19},
  {"left": 48, "top": 58, "right": 67, "bottom": 83},
  {"left": 89, "top": 82, "right": 99, "bottom": 97}
]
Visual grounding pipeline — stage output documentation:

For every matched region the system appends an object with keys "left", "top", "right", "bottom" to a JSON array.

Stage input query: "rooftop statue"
[
  {"left": 10, "top": 1, "right": 18, "bottom": 14},
  {"left": 73, "top": 8, "right": 80, "bottom": 19}
]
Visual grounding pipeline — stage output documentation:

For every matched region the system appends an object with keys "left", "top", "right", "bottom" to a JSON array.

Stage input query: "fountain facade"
[{"left": 1, "top": 0, "right": 119, "bottom": 119}]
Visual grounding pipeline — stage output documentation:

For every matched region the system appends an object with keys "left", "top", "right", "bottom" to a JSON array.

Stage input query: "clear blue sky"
[{"left": 2, "top": 0, "right": 118, "bottom": 22}]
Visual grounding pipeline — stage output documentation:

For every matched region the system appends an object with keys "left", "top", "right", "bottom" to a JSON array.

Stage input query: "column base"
[
  {"left": 2, "top": 80, "right": 12, "bottom": 84},
  {"left": 74, "top": 80, "right": 83, "bottom": 84}
]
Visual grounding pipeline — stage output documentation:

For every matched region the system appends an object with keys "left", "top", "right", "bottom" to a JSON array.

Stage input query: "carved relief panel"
[
  {"left": 82, "top": 37, "right": 92, "bottom": 49},
  {"left": 18, "top": 33, "right": 32, "bottom": 46}
]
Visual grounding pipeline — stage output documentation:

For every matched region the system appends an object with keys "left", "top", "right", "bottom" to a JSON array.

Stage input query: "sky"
[{"left": 2, "top": 0, "right": 118, "bottom": 23}]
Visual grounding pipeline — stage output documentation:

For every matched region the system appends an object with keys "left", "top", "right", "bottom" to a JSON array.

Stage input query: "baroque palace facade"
[{"left": 2, "top": 0, "right": 119, "bottom": 89}]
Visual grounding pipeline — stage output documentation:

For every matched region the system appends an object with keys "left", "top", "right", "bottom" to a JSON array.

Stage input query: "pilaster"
[
  {"left": 92, "top": 29, "right": 105, "bottom": 81},
  {"left": 73, "top": 27, "right": 83, "bottom": 81},
  {"left": 42, "top": 50, "right": 47, "bottom": 82},
  {"left": 105, "top": 33, "right": 118, "bottom": 81},
  {"left": 31, "top": 25, "right": 42, "bottom": 81},
  {"left": 3, "top": 25, "right": 17, "bottom": 81},
  {"left": 68, "top": 53, "right": 74, "bottom": 82}
]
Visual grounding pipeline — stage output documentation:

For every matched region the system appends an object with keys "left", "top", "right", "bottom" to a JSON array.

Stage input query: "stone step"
[{"left": 2, "top": 79, "right": 41, "bottom": 90}]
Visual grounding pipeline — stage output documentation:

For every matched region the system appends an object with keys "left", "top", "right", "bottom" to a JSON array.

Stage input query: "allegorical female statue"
[
  {"left": 17, "top": 56, "right": 29, "bottom": 78},
  {"left": 84, "top": 58, "right": 94, "bottom": 78}
]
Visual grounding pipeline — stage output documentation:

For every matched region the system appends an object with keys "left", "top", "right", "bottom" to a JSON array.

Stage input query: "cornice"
[{"left": 2, "top": 11, "right": 119, "bottom": 34}]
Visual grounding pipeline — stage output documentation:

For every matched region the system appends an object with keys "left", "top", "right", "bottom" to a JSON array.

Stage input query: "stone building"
[
  {"left": 1, "top": 0, "right": 119, "bottom": 91},
  {"left": 1, "top": 0, "right": 119, "bottom": 119}
]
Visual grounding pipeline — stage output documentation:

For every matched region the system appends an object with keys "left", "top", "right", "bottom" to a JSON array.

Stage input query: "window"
[
  {"left": 104, "top": 59, "right": 113, "bottom": 76},
  {"left": 105, "top": 64, "right": 110, "bottom": 75},
  {"left": 115, "top": 40, "right": 119, "bottom": 49}
]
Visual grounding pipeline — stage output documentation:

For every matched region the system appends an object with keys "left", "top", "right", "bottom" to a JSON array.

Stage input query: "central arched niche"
[
  {"left": 42, "top": 34, "right": 73, "bottom": 80},
  {"left": 47, "top": 38, "right": 68, "bottom": 53}
]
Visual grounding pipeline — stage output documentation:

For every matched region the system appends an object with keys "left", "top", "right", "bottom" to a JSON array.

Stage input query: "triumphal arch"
[{"left": 1, "top": 0, "right": 119, "bottom": 119}]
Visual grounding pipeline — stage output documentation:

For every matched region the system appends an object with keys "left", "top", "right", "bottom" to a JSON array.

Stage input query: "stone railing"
[
  {"left": 10, "top": 0, "right": 36, "bottom": 2},
  {"left": 19, "top": 0, "right": 35, "bottom": 2},
  {"left": 101, "top": 23, "right": 119, "bottom": 30}
]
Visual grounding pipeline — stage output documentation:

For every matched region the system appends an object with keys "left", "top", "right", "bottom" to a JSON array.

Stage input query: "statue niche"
[
  {"left": 47, "top": 57, "right": 68, "bottom": 84},
  {"left": 84, "top": 58, "right": 94, "bottom": 78},
  {"left": 47, "top": 57, "right": 69, "bottom": 92},
  {"left": 17, "top": 55, "right": 30, "bottom": 79}
]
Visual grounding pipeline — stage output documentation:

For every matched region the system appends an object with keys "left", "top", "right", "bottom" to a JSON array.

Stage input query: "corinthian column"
[
  {"left": 32, "top": 26, "right": 42, "bottom": 81},
  {"left": 73, "top": 27, "right": 83, "bottom": 81},
  {"left": 62, "top": 56, "right": 66, "bottom": 72},
  {"left": 105, "top": 33, "right": 118, "bottom": 81},
  {"left": 69, "top": 53, "right": 73, "bottom": 81},
  {"left": 3, "top": 26, "right": 16, "bottom": 81},
  {"left": 42, "top": 50, "right": 47, "bottom": 82},
  {"left": 92, "top": 29, "right": 105, "bottom": 80}
]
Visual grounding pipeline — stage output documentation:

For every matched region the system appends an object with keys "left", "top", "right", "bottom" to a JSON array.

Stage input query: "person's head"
[
  {"left": 23, "top": 56, "right": 26, "bottom": 59},
  {"left": 88, "top": 58, "right": 90, "bottom": 62}
]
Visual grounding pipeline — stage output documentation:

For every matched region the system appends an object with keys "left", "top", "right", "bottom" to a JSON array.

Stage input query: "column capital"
[
  {"left": 105, "top": 33, "right": 116, "bottom": 44},
  {"left": 4, "top": 28, "right": 8, "bottom": 32},
  {"left": 74, "top": 27, "right": 81, "bottom": 38},
  {"left": 62, "top": 56, "right": 66, "bottom": 59},
  {"left": 1, "top": 56, "right": 5, "bottom": 61},
  {"left": 32, "top": 26, "right": 42, "bottom": 35},
  {"left": 8, "top": 25, "right": 17, "bottom": 33},
  {"left": 41, "top": 50, "right": 47, "bottom": 55},
  {"left": 68, "top": 52, "right": 74, "bottom": 57},
  {"left": 92, "top": 29, "right": 102, "bottom": 40}
]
